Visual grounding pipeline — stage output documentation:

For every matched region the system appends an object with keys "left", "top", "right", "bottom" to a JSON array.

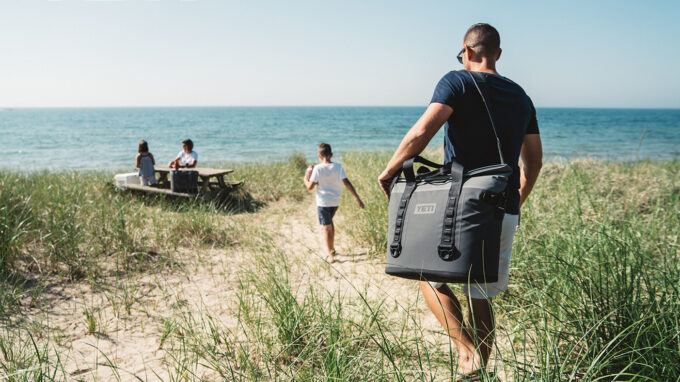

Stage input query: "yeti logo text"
[{"left": 414, "top": 203, "right": 436, "bottom": 215}]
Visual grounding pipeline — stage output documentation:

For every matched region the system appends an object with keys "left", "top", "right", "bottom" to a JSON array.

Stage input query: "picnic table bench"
[{"left": 121, "top": 166, "right": 242, "bottom": 198}]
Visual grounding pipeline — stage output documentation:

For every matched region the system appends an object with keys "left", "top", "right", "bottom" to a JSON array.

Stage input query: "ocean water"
[{"left": 1, "top": 107, "right": 678, "bottom": 171}]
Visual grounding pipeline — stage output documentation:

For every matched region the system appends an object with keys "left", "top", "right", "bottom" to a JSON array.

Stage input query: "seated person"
[{"left": 169, "top": 138, "right": 198, "bottom": 168}]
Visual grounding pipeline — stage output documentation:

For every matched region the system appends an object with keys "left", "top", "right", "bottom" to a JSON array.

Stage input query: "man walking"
[{"left": 378, "top": 23, "right": 543, "bottom": 378}]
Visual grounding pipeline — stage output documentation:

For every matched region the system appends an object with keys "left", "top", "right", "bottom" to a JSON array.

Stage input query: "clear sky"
[{"left": 1, "top": 0, "right": 678, "bottom": 108}]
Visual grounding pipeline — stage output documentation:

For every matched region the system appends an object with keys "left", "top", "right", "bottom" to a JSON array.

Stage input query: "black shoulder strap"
[
  {"left": 436, "top": 72, "right": 505, "bottom": 260},
  {"left": 466, "top": 71, "right": 505, "bottom": 165}
]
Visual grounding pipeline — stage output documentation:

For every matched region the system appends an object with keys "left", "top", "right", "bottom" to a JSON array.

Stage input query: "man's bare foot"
[{"left": 457, "top": 350, "right": 483, "bottom": 376}]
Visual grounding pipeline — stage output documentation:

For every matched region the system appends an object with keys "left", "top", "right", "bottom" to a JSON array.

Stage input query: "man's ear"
[{"left": 496, "top": 48, "right": 502, "bottom": 61}]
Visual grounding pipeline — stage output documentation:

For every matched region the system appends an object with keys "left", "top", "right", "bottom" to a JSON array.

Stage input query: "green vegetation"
[
  {"left": 341, "top": 153, "right": 680, "bottom": 380},
  {"left": 0, "top": 153, "right": 678, "bottom": 380}
]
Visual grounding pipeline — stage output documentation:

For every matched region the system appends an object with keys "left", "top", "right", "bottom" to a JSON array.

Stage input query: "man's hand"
[{"left": 378, "top": 170, "right": 396, "bottom": 199}]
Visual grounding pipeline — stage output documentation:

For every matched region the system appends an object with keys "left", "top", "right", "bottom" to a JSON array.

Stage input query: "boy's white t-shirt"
[
  {"left": 310, "top": 162, "right": 347, "bottom": 207},
  {"left": 177, "top": 151, "right": 198, "bottom": 166}
]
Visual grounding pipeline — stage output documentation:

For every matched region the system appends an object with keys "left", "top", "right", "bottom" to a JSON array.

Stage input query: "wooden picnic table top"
[{"left": 154, "top": 166, "right": 233, "bottom": 177}]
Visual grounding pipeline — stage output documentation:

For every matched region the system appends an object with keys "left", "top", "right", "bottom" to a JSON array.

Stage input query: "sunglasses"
[{"left": 457, "top": 44, "right": 478, "bottom": 64}]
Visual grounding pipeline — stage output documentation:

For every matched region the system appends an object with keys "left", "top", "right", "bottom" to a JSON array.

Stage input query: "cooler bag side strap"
[
  {"left": 389, "top": 158, "right": 417, "bottom": 258},
  {"left": 437, "top": 160, "right": 465, "bottom": 261}
]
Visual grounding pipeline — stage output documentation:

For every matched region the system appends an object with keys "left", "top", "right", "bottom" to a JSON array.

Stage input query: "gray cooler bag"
[
  {"left": 385, "top": 71, "right": 512, "bottom": 284},
  {"left": 385, "top": 157, "right": 511, "bottom": 283}
]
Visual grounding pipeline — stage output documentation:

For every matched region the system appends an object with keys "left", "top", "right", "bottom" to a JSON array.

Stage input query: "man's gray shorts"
[{"left": 429, "top": 213, "right": 519, "bottom": 299}]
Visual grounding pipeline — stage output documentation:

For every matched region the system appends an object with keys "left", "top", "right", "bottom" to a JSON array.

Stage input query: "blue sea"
[{"left": 1, "top": 107, "right": 678, "bottom": 171}]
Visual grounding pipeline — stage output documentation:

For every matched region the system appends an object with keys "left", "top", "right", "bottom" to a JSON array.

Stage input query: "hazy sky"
[{"left": 1, "top": 0, "right": 679, "bottom": 108}]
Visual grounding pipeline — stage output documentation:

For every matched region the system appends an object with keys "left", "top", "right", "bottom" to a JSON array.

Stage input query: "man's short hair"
[
  {"left": 182, "top": 138, "right": 194, "bottom": 151},
  {"left": 464, "top": 23, "right": 501, "bottom": 59},
  {"left": 318, "top": 142, "right": 332, "bottom": 158}
]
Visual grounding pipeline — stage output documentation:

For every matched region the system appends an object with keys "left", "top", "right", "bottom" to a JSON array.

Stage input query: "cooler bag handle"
[
  {"left": 389, "top": 155, "right": 444, "bottom": 193},
  {"left": 401, "top": 155, "right": 444, "bottom": 182}
]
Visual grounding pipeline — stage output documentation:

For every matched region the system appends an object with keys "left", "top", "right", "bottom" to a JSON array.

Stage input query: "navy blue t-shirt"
[{"left": 430, "top": 70, "right": 539, "bottom": 215}]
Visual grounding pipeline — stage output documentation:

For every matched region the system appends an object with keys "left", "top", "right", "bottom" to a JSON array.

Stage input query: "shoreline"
[{"left": 2, "top": 154, "right": 678, "bottom": 174}]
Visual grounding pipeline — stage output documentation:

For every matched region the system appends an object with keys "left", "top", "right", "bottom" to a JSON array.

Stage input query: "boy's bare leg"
[
  {"left": 467, "top": 297, "right": 495, "bottom": 365},
  {"left": 322, "top": 224, "right": 335, "bottom": 262},
  {"left": 331, "top": 222, "right": 335, "bottom": 253},
  {"left": 419, "top": 282, "right": 483, "bottom": 374}
]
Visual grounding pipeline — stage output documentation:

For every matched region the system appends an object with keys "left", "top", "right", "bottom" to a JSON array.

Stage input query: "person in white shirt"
[
  {"left": 168, "top": 139, "right": 198, "bottom": 168},
  {"left": 303, "top": 143, "right": 364, "bottom": 263}
]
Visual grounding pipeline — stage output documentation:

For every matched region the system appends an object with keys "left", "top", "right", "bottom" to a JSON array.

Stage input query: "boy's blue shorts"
[{"left": 317, "top": 206, "right": 338, "bottom": 226}]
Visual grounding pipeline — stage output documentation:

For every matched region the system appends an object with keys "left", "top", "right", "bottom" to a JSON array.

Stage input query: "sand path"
[{"left": 16, "top": 197, "right": 449, "bottom": 381}]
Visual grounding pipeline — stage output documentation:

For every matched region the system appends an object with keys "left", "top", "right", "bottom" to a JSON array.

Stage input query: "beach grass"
[
  {"left": 341, "top": 153, "right": 680, "bottom": 380},
  {"left": 1, "top": 153, "right": 679, "bottom": 380}
]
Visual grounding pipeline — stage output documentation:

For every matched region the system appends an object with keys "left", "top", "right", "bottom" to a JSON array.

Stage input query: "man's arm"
[
  {"left": 187, "top": 153, "right": 197, "bottom": 168},
  {"left": 342, "top": 178, "right": 364, "bottom": 209},
  {"left": 378, "top": 102, "right": 453, "bottom": 197},
  {"left": 518, "top": 134, "right": 543, "bottom": 208},
  {"left": 169, "top": 153, "right": 179, "bottom": 167}
]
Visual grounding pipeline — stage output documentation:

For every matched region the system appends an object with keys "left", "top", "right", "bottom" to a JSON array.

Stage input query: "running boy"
[{"left": 303, "top": 143, "right": 364, "bottom": 263}]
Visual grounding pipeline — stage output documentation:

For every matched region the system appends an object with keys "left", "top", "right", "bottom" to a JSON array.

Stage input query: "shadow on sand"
[{"left": 333, "top": 251, "right": 369, "bottom": 264}]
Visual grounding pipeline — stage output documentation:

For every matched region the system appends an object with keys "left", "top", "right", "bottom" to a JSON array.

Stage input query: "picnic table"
[
  {"left": 154, "top": 166, "right": 240, "bottom": 194},
  {"left": 122, "top": 166, "right": 241, "bottom": 198}
]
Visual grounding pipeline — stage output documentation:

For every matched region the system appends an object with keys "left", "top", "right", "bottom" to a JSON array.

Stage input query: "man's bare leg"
[
  {"left": 419, "top": 282, "right": 482, "bottom": 373},
  {"left": 322, "top": 224, "right": 335, "bottom": 263},
  {"left": 467, "top": 297, "right": 494, "bottom": 365}
]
